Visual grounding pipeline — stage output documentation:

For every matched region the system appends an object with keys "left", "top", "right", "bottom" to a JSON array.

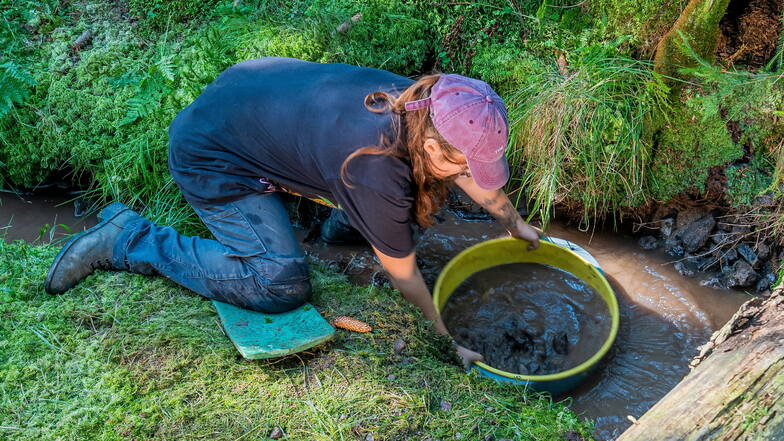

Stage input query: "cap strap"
[{"left": 404, "top": 97, "right": 431, "bottom": 111}]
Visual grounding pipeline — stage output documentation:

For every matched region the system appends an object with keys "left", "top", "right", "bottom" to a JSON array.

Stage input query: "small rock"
[
  {"left": 455, "top": 433, "right": 463, "bottom": 439},
  {"left": 753, "top": 193, "right": 776, "bottom": 208},
  {"left": 737, "top": 244, "right": 759, "bottom": 267},
  {"left": 638, "top": 235, "right": 659, "bottom": 250},
  {"left": 725, "top": 261, "right": 758, "bottom": 288},
  {"left": 392, "top": 338, "right": 406, "bottom": 355},
  {"left": 679, "top": 216, "right": 716, "bottom": 253},
  {"left": 717, "top": 221, "right": 733, "bottom": 231},
  {"left": 485, "top": 407, "right": 495, "bottom": 412},
  {"left": 711, "top": 231, "right": 730, "bottom": 245},
  {"left": 674, "top": 261, "right": 698, "bottom": 277},
  {"left": 755, "top": 242, "right": 771, "bottom": 261},
  {"left": 371, "top": 271, "right": 390, "bottom": 288},
  {"left": 387, "top": 374, "right": 396, "bottom": 381},
  {"left": 756, "top": 271, "right": 776, "bottom": 293},
  {"left": 660, "top": 218, "right": 674, "bottom": 237},
  {"left": 700, "top": 277, "right": 727, "bottom": 290},
  {"left": 440, "top": 400, "right": 452, "bottom": 412},
  {"left": 484, "top": 435, "right": 494, "bottom": 441},
  {"left": 718, "top": 247, "right": 738, "bottom": 263},
  {"left": 365, "top": 434, "right": 374, "bottom": 441},
  {"left": 676, "top": 208, "right": 709, "bottom": 230},
  {"left": 563, "top": 430, "right": 584, "bottom": 441},
  {"left": 664, "top": 237, "right": 685, "bottom": 258},
  {"left": 270, "top": 426, "right": 284, "bottom": 439},
  {"left": 398, "top": 357, "right": 412, "bottom": 366},
  {"left": 731, "top": 224, "right": 752, "bottom": 235}
]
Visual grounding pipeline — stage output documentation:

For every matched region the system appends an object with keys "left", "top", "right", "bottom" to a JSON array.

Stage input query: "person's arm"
[
  {"left": 372, "top": 246, "right": 484, "bottom": 367},
  {"left": 454, "top": 175, "right": 542, "bottom": 249}
]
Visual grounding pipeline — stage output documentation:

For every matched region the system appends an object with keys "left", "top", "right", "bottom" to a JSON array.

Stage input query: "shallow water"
[
  {"left": 443, "top": 262, "right": 612, "bottom": 376},
  {"left": 0, "top": 192, "right": 96, "bottom": 243},
  {"left": 3, "top": 196, "right": 750, "bottom": 439}
]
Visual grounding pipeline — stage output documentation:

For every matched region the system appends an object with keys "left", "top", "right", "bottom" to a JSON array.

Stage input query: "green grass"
[
  {"left": 504, "top": 39, "right": 669, "bottom": 228},
  {"left": 0, "top": 240, "right": 594, "bottom": 440}
]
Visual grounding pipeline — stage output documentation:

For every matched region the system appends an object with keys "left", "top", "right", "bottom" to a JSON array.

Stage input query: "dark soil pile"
[
  {"left": 717, "top": 0, "right": 783, "bottom": 68},
  {"left": 442, "top": 262, "right": 612, "bottom": 376}
]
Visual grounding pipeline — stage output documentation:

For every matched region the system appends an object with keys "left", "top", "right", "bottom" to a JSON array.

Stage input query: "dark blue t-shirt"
[{"left": 168, "top": 57, "right": 416, "bottom": 257}]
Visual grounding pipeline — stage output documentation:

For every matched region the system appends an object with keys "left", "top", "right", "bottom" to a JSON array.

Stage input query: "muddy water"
[
  {"left": 301, "top": 210, "right": 750, "bottom": 440},
  {"left": 0, "top": 192, "right": 97, "bottom": 243},
  {"left": 443, "top": 262, "right": 612, "bottom": 376}
]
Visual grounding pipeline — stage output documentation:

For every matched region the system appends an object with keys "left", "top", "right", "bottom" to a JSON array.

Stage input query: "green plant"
[
  {"left": 589, "top": 0, "right": 687, "bottom": 55},
  {"left": 506, "top": 38, "right": 669, "bottom": 228},
  {"left": 0, "top": 62, "right": 35, "bottom": 119},
  {"left": 726, "top": 159, "right": 775, "bottom": 207},
  {"left": 126, "top": 0, "right": 221, "bottom": 30}
]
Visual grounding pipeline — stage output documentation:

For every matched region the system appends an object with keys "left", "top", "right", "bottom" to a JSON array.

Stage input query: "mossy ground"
[{"left": 0, "top": 240, "right": 593, "bottom": 440}]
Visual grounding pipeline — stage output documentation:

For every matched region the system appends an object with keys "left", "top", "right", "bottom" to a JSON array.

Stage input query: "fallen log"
[{"left": 618, "top": 284, "right": 784, "bottom": 440}]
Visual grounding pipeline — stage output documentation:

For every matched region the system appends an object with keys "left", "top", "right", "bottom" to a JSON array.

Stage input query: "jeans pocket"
[{"left": 200, "top": 205, "right": 268, "bottom": 257}]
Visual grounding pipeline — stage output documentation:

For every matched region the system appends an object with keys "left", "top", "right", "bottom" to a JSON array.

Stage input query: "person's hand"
[
  {"left": 511, "top": 222, "right": 543, "bottom": 251},
  {"left": 454, "top": 344, "right": 484, "bottom": 369}
]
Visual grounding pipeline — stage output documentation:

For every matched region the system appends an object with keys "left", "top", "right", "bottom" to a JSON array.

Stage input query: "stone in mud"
[
  {"left": 731, "top": 224, "right": 752, "bottom": 236},
  {"left": 676, "top": 207, "right": 710, "bottom": 230},
  {"left": 660, "top": 218, "right": 675, "bottom": 237},
  {"left": 638, "top": 236, "right": 659, "bottom": 250},
  {"left": 664, "top": 237, "right": 685, "bottom": 258},
  {"left": 392, "top": 338, "right": 406, "bottom": 355},
  {"left": 711, "top": 231, "right": 730, "bottom": 245},
  {"left": 753, "top": 193, "right": 776, "bottom": 208},
  {"left": 700, "top": 277, "right": 727, "bottom": 290},
  {"left": 725, "top": 260, "right": 758, "bottom": 288},
  {"left": 674, "top": 261, "right": 698, "bottom": 277},
  {"left": 270, "top": 426, "right": 284, "bottom": 439},
  {"left": 717, "top": 246, "right": 738, "bottom": 263},
  {"left": 678, "top": 216, "right": 716, "bottom": 253},
  {"left": 755, "top": 271, "right": 776, "bottom": 293},
  {"left": 371, "top": 271, "right": 390, "bottom": 288},
  {"left": 754, "top": 242, "right": 771, "bottom": 261},
  {"left": 737, "top": 244, "right": 759, "bottom": 268},
  {"left": 693, "top": 254, "right": 719, "bottom": 272}
]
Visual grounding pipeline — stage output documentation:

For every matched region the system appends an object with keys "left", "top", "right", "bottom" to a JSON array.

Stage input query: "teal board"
[{"left": 212, "top": 301, "right": 335, "bottom": 359}]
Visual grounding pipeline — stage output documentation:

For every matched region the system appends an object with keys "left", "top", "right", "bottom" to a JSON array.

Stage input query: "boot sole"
[{"left": 44, "top": 205, "right": 131, "bottom": 295}]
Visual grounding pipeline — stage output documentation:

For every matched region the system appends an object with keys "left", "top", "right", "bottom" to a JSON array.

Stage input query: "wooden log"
[{"left": 618, "top": 284, "right": 784, "bottom": 440}]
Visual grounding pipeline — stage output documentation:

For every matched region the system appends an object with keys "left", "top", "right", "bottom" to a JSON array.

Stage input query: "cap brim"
[{"left": 467, "top": 156, "right": 509, "bottom": 190}]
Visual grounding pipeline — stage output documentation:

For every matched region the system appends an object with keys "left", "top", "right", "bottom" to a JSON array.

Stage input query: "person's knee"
[{"left": 262, "top": 278, "right": 312, "bottom": 313}]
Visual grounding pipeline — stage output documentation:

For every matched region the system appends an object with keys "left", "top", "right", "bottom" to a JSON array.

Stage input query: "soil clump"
[
  {"left": 442, "top": 262, "right": 612, "bottom": 376},
  {"left": 717, "top": 0, "right": 782, "bottom": 68}
]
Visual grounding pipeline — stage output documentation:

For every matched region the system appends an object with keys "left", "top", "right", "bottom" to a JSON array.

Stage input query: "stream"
[{"left": 0, "top": 193, "right": 751, "bottom": 440}]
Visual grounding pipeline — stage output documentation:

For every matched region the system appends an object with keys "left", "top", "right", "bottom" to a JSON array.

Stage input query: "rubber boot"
[
  {"left": 44, "top": 202, "right": 141, "bottom": 294},
  {"left": 319, "top": 209, "right": 366, "bottom": 245}
]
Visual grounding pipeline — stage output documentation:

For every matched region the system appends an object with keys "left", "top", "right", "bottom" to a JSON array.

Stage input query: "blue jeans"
[{"left": 112, "top": 192, "right": 311, "bottom": 313}]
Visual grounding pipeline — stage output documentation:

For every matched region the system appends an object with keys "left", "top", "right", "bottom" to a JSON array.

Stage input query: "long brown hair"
[{"left": 340, "top": 74, "right": 465, "bottom": 228}]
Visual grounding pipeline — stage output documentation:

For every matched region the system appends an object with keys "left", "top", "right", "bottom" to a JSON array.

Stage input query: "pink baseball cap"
[{"left": 404, "top": 74, "right": 510, "bottom": 190}]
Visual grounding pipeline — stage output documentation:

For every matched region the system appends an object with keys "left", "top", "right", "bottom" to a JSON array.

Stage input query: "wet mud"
[{"left": 442, "top": 262, "right": 612, "bottom": 376}]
